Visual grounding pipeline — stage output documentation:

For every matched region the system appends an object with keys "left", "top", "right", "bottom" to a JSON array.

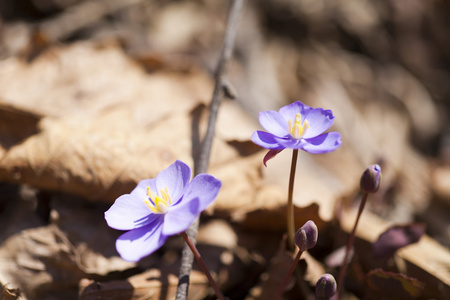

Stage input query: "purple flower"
[
  {"left": 105, "top": 160, "right": 221, "bottom": 262},
  {"left": 251, "top": 101, "right": 342, "bottom": 165}
]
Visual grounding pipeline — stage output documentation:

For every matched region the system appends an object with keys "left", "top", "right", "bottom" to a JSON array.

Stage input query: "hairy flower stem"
[
  {"left": 287, "top": 149, "right": 299, "bottom": 251},
  {"left": 275, "top": 249, "right": 303, "bottom": 300},
  {"left": 181, "top": 232, "right": 226, "bottom": 300},
  {"left": 337, "top": 192, "right": 369, "bottom": 298}
]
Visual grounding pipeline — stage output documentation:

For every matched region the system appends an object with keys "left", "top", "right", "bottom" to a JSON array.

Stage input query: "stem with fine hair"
[
  {"left": 287, "top": 149, "right": 299, "bottom": 251},
  {"left": 180, "top": 232, "right": 226, "bottom": 300},
  {"left": 175, "top": 0, "right": 245, "bottom": 299},
  {"left": 275, "top": 249, "right": 303, "bottom": 300},
  {"left": 337, "top": 192, "right": 369, "bottom": 298}
]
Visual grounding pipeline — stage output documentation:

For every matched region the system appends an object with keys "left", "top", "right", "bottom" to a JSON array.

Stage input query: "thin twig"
[
  {"left": 175, "top": 1, "right": 245, "bottom": 299},
  {"left": 194, "top": 0, "right": 245, "bottom": 176}
]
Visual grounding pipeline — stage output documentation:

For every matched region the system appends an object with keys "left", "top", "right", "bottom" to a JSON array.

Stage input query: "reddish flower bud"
[
  {"left": 295, "top": 220, "right": 318, "bottom": 252},
  {"left": 316, "top": 273, "right": 337, "bottom": 300},
  {"left": 360, "top": 164, "right": 381, "bottom": 193}
]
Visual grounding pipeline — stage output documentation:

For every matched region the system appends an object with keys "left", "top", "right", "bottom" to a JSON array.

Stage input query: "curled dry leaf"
[
  {"left": 0, "top": 41, "right": 349, "bottom": 226},
  {"left": 372, "top": 223, "right": 426, "bottom": 259},
  {"left": 1, "top": 282, "right": 21, "bottom": 300},
  {"left": 0, "top": 191, "right": 135, "bottom": 298},
  {"left": 340, "top": 208, "right": 450, "bottom": 299},
  {"left": 0, "top": 40, "right": 434, "bottom": 228},
  {"left": 0, "top": 225, "right": 86, "bottom": 299}
]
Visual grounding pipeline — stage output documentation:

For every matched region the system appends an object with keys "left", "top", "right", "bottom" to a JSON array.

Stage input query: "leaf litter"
[{"left": 1, "top": 0, "right": 450, "bottom": 299}]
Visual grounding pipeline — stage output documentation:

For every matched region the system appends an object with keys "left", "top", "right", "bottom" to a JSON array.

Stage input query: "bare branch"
[{"left": 175, "top": 0, "right": 245, "bottom": 299}]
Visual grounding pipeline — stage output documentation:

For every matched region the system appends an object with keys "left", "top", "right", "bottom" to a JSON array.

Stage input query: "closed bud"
[
  {"left": 315, "top": 273, "right": 337, "bottom": 300},
  {"left": 360, "top": 164, "right": 381, "bottom": 193},
  {"left": 295, "top": 220, "right": 318, "bottom": 252}
]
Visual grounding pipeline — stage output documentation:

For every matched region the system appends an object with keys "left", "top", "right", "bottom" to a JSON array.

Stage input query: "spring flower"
[
  {"left": 251, "top": 101, "right": 342, "bottom": 165},
  {"left": 105, "top": 160, "right": 221, "bottom": 262}
]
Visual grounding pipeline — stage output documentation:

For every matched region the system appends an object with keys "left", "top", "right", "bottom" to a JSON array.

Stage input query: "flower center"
[
  {"left": 288, "top": 113, "right": 310, "bottom": 139},
  {"left": 144, "top": 187, "right": 171, "bottom": 214}
]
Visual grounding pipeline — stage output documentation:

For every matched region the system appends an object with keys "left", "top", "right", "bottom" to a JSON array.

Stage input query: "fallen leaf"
[
  {"left": 0, "top": 282, "right": 21, "bottom": 300},
  {"left": 372, "top": 223, "right": 426, "bottom": 259},
  {"left": 0, "top": 225, "right": 86, "bottom": 299},
  {"left": 340, "top": 208, "right": 450, "bottom": 299},
  {"left": 367, "top": 268, "right": 425, "bottom": 300},
  {"left": 0, "top": 41, "right": 345, "bottom": 226},
  {"left": 245, "top": 239, "right": 294, "bottom": 300},
  {"left": 79, "top": 269, "right": 209, "bottom": 300}
]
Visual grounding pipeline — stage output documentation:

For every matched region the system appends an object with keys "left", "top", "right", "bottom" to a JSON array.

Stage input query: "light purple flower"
[
  {"left": 251, "top": 101, "right": 342, "bottom": 165},
  {"left": 105, "top": 160, "right": 221, "bottom": 262}
]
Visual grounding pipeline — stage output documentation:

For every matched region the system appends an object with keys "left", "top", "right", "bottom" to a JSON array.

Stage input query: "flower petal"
[
  {"left": 105, "top": 194, "right": 159, "bottom": 230},
  {"left": 251, "top": 131, "right": 287, "bottom": 150},
  {"left": 276, "top": 138, "right": 305, "bottom": 149},
  {"left": 279, "top": 101, "right": 312, "bottom": 122},
  {"left": 303, "top": 108, "right": 335, "bottom": 139},
  {"left": 301, "top": 132, "right": 342, "bottom": 154},
  {"left": 130, "top": 178, "right": 157, "bottom": 198},
  {"left": 163, "top": 174, "right": 221, "bottom": 236},
  {"left": 183, "top": 174, "right": 221, "bottom": 212},
  {"left": 156, "top": 160, "right": 191, "bottom": 203},
  {"left": 115, "top": 217, "right": 167, "bottom": 262},
  {"left": 163, "top": 197, "right": 200, "bottom": 236},
  {"left": 258, "top": 110, "right": 290, "bottom": 137}
]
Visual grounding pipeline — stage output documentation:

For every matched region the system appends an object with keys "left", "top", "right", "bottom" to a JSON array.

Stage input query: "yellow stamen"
[
  {"left": 160, "top": 188, "right": 171, "bottom": 205},
  {"left": 289, "top": 113, "right": 310, "bottom": 139},
  {"left": 144, "top": 199, "right": 158, "bottom": 213},
  {"left": 145, "top": 186, "right": 172, "bottom": 214}
]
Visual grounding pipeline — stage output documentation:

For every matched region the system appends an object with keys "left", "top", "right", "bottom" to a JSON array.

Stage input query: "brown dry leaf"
[
  {"left": 431, "top": 164, "right": 450, "bottom": 203},
  {"left": 49, "top": 195, "right": 136, "bottom": 276},
  {"left": 0, "top": 283, "right": 21, "bottom": 300},
  {"left": 197, "top": 219, "right": 238, "bottom": 249},
  {"left": 79, "top": 269, "right": 209, "bottom": 300},
  {"left": 0, "top": 39, "right": 433, "bottom": 229},
  {"left": 0, "top": 225, "right": 86, "bottom": 299},
  {"left": 0, "top": 40, "right": 345, "bottom": 226},
  {"left": 245, "top": 241, "right": 294, "bottom": 300},
  {"left": 0, "top": 191, "right": 135, "bottom": 299},
  {"left": 196, "top": 220, "right": 268, "bottom": 295},
  {"left": 367, "top": 268, "right": 425, "bottom": 300},
  {"left": 301, "top": 251, "right": 326, "bottom": 288},
  {"left": 372, "top": 223, "right": 426, "bottom": 259},
  {"left": 0, "top": 41, "right": 249, "bottom": 204},
  {"left": 340, "top": 208, "right": 450, "bottom": 299},
  {"left": 245, "top": 245, "right": 325, "bottom": 300},
  {"left": 0, "top": 221, "right": 133, "bottom": 299}
]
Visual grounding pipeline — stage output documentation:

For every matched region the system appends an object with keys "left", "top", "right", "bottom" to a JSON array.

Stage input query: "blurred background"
[{"left": 1, "top": 0, "right": 450, "bottom": 299}]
